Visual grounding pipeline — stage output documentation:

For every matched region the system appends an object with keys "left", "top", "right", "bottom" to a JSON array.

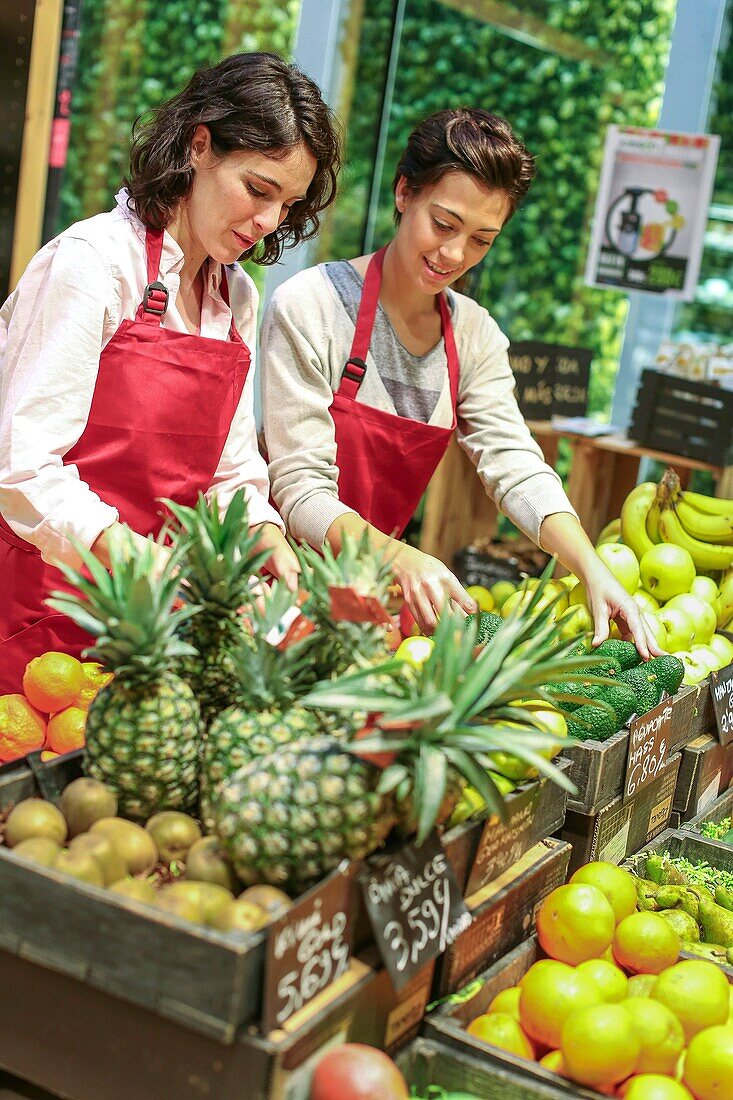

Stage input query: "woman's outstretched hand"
[
  {"left": 251, "top": 522, "right": 300, "bottom": 591},
  {"left": 390, "top": 542, "right": 476, "bottom": 636}
]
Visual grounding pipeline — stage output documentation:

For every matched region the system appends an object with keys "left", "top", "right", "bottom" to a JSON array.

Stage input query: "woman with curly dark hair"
[{"left": 0, "top": 52, "right": 340, "bottom": 693}]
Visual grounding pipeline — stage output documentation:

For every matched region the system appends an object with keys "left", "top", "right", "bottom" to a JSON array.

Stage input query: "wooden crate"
[
  {"left": 673, "top": 735, "right": 733, "bottom": 819},
  {"left": 424, "top": 938, "right": 610, "bottom": 1100},
  {"left": 397, "top": 1036, "right": 585, "bottom": 1100},
  {"left": 682, "top": 785, "right": 733, "bottom": 835},
  {"left": 560, "top": 752, "right": 681, "bottom": 875},
  {"left": 432, "top": 839, "right": 571, "bottom": 999},
  {"left": 629, "top": 369, "right": 733, "bottom": 465},
  {"left": 0, "top": 760, "right": 348, "bottom": 1044},
  {"left": 561, "top": 685, "right": 698, "bottom": 816}
]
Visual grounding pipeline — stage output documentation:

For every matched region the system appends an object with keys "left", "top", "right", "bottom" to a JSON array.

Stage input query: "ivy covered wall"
[{"left": 326, "top": 0, "right": 677, "bottom": 419}]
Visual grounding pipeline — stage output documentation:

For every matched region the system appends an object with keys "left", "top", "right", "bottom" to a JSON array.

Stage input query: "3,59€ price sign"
[
  {"left": 359, "top": 833, "right": 472, "bottom": 991},
  {"left": 710, "top": 663, "right": 733, "bottom": 747}
]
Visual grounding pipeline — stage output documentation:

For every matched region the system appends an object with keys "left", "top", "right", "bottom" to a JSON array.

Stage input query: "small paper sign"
[
  {"left": 710, "top": 663, "right": 733, "bottom": 747},
  {"left": 328, "top": 585, "right": 392, "bottom": 626},
  {"left": 359, "top": 833, "right": 472, "bottom": 991},
  {"left": 624, "top": 696, "right": 673, "bottom": 801},
  {"left": 262, "top": 863, "right": 352, "bottom": 1032}
]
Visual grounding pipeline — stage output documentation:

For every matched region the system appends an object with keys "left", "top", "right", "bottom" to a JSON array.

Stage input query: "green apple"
[
  {"left": 633, "top": 590, "right": 660, "bottom": 614},
  {"left": 643, "top": 613, "right": 668, "bottom": 653},
  {"left": 489, "top": 580, "right": 516, "bottom": 610},
  {"left": 691, "top": 644, "right": 723, "bottom": 674},
  {"left": 501, "top": 585, "right": 563, "bottom": 621},
  {"left": 558, "top": 573, "right": 579, "bottom": 589},
  {"left": 569, "top": 581, "right": 589, "bottom": 607},
  {"left": 664, "top": 593, "right": 717, "bottom": 645},
  {"left": 639, "top": 544, "right": 696, "bottom": 603},
  {"left": 674, "top": 649, "right": 711, "bottom": 686},
  {"left": 709, "top": 633, "right": 733, "bottom": 666},
  {"left": 656, "top": 606, "right": 695, "bottom": 652},
  {"left": 558, "top": 605, "right": 593, "bottom": 640},
  {"left": 596, "top": 542, "right": 640, "bottom": 594},
  {"left": 690, "top": 576, "right": 720, "bottom": 607},
  {"left": 395, "top": 636, "right": 434, "bottom": 667}
]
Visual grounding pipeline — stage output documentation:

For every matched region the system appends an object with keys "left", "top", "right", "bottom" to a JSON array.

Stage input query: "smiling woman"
[
  {"left": 0, "top": 52, "right": 341, "bottom": 694},
  {"left": 261, "top": 106, "right": 661, "bottom": 658}
]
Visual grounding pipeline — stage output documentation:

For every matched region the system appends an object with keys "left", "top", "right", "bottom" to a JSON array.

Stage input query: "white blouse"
[{"left": 0, "top": 190, "right": 282, "bottom": 569}]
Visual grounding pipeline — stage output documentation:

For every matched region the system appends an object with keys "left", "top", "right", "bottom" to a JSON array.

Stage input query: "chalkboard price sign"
[
  {"left": 710, "top": 663, "right": 733, "bottom": 747},
  {"left": 262, "top": 862, "right": 352, "bottom": 1032},
  {"left": 509, "top": 341, "right": 592, "bottom": 421},
  {"left": 624, "top": 696, "right": 673, "bottom": 801},
  {"left": 359, "top": 833, "right": 471, "bottom": 991}
]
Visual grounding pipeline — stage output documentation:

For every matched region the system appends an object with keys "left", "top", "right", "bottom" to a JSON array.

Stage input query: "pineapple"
[
  {"left": 164, "top": 491, "right": 270, "bottom": 726},
  {"left": 212, "top": 565, "right": 612, "bottom": 894},
  {"left": 295, "top": 531, "right": 394, "bottom": 683},
  {"left": 47, "top": 532, "right": 202, "bottom": 821},
  {"left": 200, "top": 580, "right": 321, "bottom": 830}
]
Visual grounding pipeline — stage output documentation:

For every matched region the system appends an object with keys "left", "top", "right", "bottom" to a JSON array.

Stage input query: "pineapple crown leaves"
[
  {"left": 46, "top": 528, "right": 199, "bottom": 679},
  {"left": 163, "top": 490, "right": 271, "bottom": 617},
  {"left": 228, "top": 580, "right": 318, "bottom": 707},
  {"left": 295, "top": 529, "right": 394, "bottom": 606},
  {"left": 300, "top": 563, "right": 617, "bottom": 842}
]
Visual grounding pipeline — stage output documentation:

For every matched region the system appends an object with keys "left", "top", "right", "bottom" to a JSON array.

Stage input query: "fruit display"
[
  {"left": 699, "top": 816, "right": 733, "bottom": 845},
  {"left": 0, "top": 654, "right": 112, "bottom": 764},
  {"left": 458, "top": 861, "right": 733, "bottom": 1098},
  {"left": 0, "top": 777, "right": 291, "bottom": 933}
]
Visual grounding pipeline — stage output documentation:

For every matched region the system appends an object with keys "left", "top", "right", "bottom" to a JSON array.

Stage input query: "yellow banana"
[
  {"left": 595, "top": 517, "right": 621, "bottom": 546},
  {"left": 620, "top": 482, "right": 657, "bottom": 561},
  {"left": 718, "top": 568, "right": 733, "bottom": 628},
  {"left": 675, "top": 496, "right": 733, "bottom": 544},
  {"left": 681, "top": 489, "right": 733, "bottom": 517},
  {"left": 646, "top": 500, "right": 662, "bottom": 543},
  {"left": 658, "top": 506, "right": 733, "bottom": 572}
]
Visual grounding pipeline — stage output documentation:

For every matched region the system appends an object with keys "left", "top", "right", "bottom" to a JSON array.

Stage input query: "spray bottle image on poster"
[{"left": 585, "top": 126, "right": 719, "bottom": 300}]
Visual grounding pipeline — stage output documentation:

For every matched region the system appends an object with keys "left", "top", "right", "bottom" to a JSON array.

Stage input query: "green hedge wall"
[{"left": 327, "top": 0, "right": 676, "bottom": 420}]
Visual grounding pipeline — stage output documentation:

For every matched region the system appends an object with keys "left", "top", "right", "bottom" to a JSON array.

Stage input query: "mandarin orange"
[
  {"left": 0, "top": 695, "right": 46, "bottom": 762},
  {"left": 23, "top": 652, "right": 84, "bottom": 713}
]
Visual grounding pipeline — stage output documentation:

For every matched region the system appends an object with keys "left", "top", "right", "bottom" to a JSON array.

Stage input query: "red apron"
[
  {"left": 330, "top": 245, "right": 459, "bottom": 538},
  {"left": 0, "top": 228, "right": 249, "bottom": 694}
]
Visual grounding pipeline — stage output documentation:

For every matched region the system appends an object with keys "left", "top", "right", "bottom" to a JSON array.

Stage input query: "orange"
[
  {"left": 683, "top": 1024, "right": 733, "bottom": 1100},
  {"left": 23, "top": 652, "right": 84, "bottom": 713},
  {"left": 576, "top": 958, "right": 628, "bottom": 1002},
  {"left": 519, "top": 958, "right": 603, "bottom": 1049},
  {"left": 570, "top": 861, "right": 638, "bottom": 923},
  {"left": 652, "top": 960, "right": 729, "bottom": 1042},
  {"left": 620, "top": 998, "right": 685, "bottom": 1075},
  {"left": 45, "top": 706, "right": 87, "bottom": 755},
  {"left": 536, "top": 883, "right": 616, "bottom": 964},
  {"left": 561, "top": 1003, "right": 641, "bottom": 1089},
  {"left": 539, "top": 1049, "right": 566, "bottom": 1076},
  {"left": 620, "top": 1076, "right": 694, "bottom": 1100},
  {"left": 466, "top": 1012, "right": 535, "bottom": 1060},
  {"left": 75, "top": 662, "right": 113, "bottom": 709},
  {"left": 488, "top": 985, "right": 522, "bottom": 1020},
  {"left": 626, "top": 974, "right": 658, "bottom": 999},
  {"left": 0, "top": 695, "right": 46, "bottom": 762},
  {"left": 613, "top": 912, "right": 680, "bottom": 975}
]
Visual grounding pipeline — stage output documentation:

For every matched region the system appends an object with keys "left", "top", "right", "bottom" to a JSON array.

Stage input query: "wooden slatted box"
[{"left": 629, "top": 369, "right": 733, "bottom": 464}]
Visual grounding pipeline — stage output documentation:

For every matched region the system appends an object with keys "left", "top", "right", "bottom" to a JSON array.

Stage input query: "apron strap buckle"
[
  {"left": 141, "top": 280, "right": 169, "bottom": 318},
  {"left": 338, "top": 357, "right": 367, "bottom": 398}
]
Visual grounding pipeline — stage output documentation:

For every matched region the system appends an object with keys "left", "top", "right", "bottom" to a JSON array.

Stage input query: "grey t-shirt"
[{"left": 324, "top": 260, "right": 450, "bottom": 423}]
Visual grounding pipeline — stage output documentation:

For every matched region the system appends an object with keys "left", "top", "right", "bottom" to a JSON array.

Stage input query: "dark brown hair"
[
  {"left": 126, "top": 52, "right": 341, "bottom": 264},
  {"left": 393, "top": 108, "right": 535, "bottom": 222}
]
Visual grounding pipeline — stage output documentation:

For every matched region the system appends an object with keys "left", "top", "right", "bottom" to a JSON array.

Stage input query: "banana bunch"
[
  {"left": 620, "top": 470, "right": 733, "bottom": 575},
  {"left": 719, "top": 567, "right": 733, "bottom": 631}
]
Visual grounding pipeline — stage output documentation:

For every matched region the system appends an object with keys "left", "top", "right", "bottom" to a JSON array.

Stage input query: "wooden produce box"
[
  {"left": 673, "top": 735, "right": 733, "bottom": 820},
  {"left": 561, "top": 685, "right": 696, "bottom": 816},
  {"left": 351, "top": 950, "right": 435, "bottom": 1056},
  {"left": 682, "top": 785, "right": 733, "bottom": 836},
  {"left": 397, "top": 1036, "right": 583, "bottom": 1100},
  {"left": 0, "top": 759, "right": 345, "bottom": 1044},
  {"left": 560, "top": 752, "right": 681, "bottom": 875},
  {"left": 624, "top": 828, "right": 733, "bottom": 979},
  {"left": 424, "top": 938, "right": 609, "bottom": 1100},
  {"left": 432, "top": 839, "right": 571, "bottom": 999},
  {"left": 0, "top": 946, "right": 371, "bottom": 1100},
  {"left": 628, "top": 368, "right": 733, "bottom": 465}
]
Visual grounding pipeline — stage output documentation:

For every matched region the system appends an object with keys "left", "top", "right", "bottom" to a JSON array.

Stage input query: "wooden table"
[{"left": 419, "top": 424, "right": 731, "bottom": 566}]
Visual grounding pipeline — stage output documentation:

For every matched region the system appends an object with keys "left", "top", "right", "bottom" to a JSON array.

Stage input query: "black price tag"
[
  {"left": 359, "top": 833, "right": 471, "bottom": 991},
  {"left": 710, "top": 663, "right": 733, "bottom": 747},
  {"left": 624, "top": 697, "right": 673, "bottom": 801},
  {"left": 262, "top": 862, "right": 352, "bottom": 1032},
  {"left": 509, "top": 341, "right": 592, "bottom": 421}
]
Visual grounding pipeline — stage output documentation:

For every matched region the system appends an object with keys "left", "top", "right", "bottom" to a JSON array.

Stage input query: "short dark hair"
[
  {"left": 393, "top": 108, "right": 535, "bottom": 222},
  {"left": 126, "top": 52, "right": 341, "bottom": 265}
]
